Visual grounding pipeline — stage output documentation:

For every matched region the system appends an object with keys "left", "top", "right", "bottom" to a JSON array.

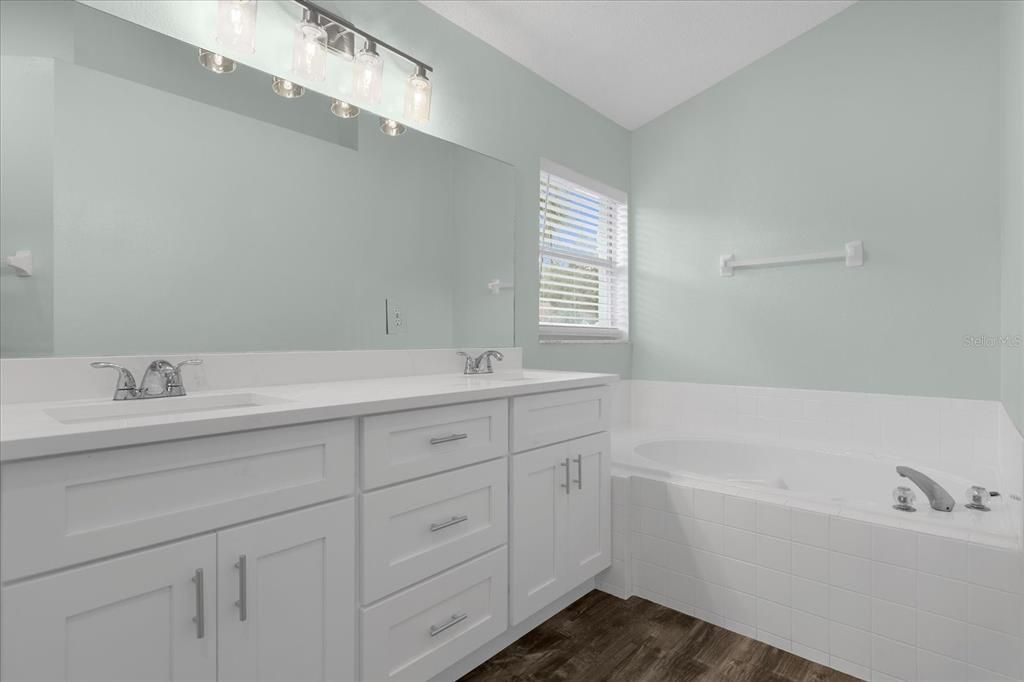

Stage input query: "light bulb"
[
  {"left": 379, "top": 117, "right": 406, "bottom": 137},
  {"left": 404, "top": 66, "right": 431, "bottom": 124},
  {"left": 292, "top": 22, "right": 327, "bottom": 81},
  {"left": 353, "top": 40, "right": 383, "bottom": 104},
  {"left": 330, "top": 99, "right": 360, "bottom": 119},
  {"left": 198, "top": 48, "right": 236, "bottom": 74},
  {"left": 272, "top": 76, "right": 305, "bottom": 99},
  {"left": 216, "top": 0, "right": 257, "bottom": 54}
]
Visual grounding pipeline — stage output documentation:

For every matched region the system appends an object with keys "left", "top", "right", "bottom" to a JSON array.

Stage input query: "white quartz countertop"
[{"left": 0, "top": 370, "right": 617, "bottom": 461}]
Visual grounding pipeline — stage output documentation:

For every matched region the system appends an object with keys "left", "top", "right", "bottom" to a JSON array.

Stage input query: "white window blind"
[{"left": 538, "top": 166, "right": 628, "bottom": 341}]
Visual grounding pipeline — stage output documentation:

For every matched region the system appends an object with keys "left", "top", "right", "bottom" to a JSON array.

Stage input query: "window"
[{"left": 538, "top": 162, "right": 628, "bottom": 341}]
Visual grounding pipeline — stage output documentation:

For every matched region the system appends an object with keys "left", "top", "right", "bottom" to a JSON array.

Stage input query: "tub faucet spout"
[{"left": 896, "top": 466, "right": 955, "bottom": 512}]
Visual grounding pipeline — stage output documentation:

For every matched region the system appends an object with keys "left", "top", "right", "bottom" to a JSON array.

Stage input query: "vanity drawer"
[
  {"left": 362, "top": 459, "right": 507, "bottom": 603},
  {"left": 362, "top": 399, "right": 508, "bottom": 489},
  {"left": 0, "top": 419, "right": 355, "bottom": 582},
  {"left": 361, "top": 547, "right": 508, "bottom": 682},
  {"left": 511, "top": 386, "right": 611, "bottom": 452}
]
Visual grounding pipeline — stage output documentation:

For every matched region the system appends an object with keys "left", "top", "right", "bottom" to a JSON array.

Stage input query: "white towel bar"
[{"left": 720, "top": 241, "right": 863, "bottom": 277}]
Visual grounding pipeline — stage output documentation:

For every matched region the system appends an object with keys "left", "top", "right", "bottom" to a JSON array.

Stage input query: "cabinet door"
[
  {"left": 566, "top": 432, "right": 611, "bottom": 585},
  {"left": 1, "top": 535, "right": 216, "bottom": 682},
  {"left": 511, "top": 442, "right": 569, "bottom": 625},
  {"left": 217, "top": 499, "right": 355, "bottom": 682}
]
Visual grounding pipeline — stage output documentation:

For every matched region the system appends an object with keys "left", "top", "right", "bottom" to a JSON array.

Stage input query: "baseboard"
[
  {"left": 428, "top": 579, "right": 596, "bottom": 682},
  {"left": 594, "top": 580, "right": 630, "bottom": 599}
]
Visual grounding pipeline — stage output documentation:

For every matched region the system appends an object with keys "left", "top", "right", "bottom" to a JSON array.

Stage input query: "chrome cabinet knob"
[
  {"left": 892, "top": 486, "right": 916, "bottom": 512},
  {"left": 965, "top": 486, "right": 991, "bottom": 511}
]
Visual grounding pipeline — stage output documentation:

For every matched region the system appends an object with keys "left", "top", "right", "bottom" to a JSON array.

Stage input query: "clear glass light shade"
[
  {"left": 353, "top": 43, "right": 383, "bottom": 104},
  {"left": 404, "top": 71, "right": 431, "bottom": 124},
  {"left": 216, "top": 0, "right": 257, "bottom": 54},
  {"left": 292, "top": 23, "right": 327, "bottom": 81}
]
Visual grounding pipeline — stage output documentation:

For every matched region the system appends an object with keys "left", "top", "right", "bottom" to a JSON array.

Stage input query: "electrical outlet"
[{"left": 386, "top": 298, "right": 404, "bottom": 335}]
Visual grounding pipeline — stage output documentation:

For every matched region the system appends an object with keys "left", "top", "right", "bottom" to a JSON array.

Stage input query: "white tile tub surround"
[
  {"left": 998, "top": 407, "right": 1024, "bottom": 543},
  {"left": 598, "top": 475, "right": 1024, "bottom": 682},
  {"left": 0, "top": 348, "right": 524, "bottom": 404}
]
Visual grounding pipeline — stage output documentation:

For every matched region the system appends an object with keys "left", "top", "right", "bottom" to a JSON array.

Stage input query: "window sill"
[{"left": 539, "top": 338, "right": 631, "bottom": 345}]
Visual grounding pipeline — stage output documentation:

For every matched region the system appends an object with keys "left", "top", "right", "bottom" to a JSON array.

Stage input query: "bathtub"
[
  {"left": 634, "top": 438, "right": 979, "bottom": 509},
  {"left": 601, "top": 430, "right": 1024, "bottom": 680},
  {"left": 612, "top": 430, "right": 1018, "bottom": 545}
]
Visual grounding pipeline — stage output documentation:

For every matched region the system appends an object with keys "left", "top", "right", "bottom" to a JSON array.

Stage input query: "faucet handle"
[
  {"left": 174, "top": 359, "right": 203, "bottom": 373},
  {"left": 892, "top": 486, "right": 916, "bottom": 512},
  {"left": 167, "top": 359, "right": 203, "bottom": 393},
  {"left": 965, "top": 486, "right": 991, "bottom": 511},
  {"left": 456, "top": 351, "right": 476, "bottom": 374},
  {"left": 91, "top": 362, "right": 139, "bottom": 400}
]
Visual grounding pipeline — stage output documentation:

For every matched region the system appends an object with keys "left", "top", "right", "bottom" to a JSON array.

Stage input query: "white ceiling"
[{"left": 420, "top": 0, "right": 855, "bottom": 130}]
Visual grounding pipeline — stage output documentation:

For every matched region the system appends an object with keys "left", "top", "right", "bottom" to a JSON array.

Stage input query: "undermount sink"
[{"left": 46, "top": 393, "right": 287, "bottom": 425}]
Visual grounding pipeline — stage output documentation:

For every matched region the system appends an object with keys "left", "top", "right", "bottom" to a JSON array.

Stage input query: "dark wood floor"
[{"left": 460, "top": 591, "right": 858, "bottom": 682}]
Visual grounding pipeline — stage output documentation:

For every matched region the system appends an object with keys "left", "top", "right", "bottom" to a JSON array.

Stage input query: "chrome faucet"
[
  {"left": 896, "top": 466, "right": 955, "bottom": 512},
  {"left": 457, "top": 350, "right": 504, "bottom": 375},
  {"left": 91, "top": 359, "right": 203, "bottom": 400}
]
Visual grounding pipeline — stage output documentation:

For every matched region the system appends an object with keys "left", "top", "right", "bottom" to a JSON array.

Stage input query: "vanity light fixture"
[
  {"left": 290, "top": 0, "right": 434, "bottom": 118},
  {"left": 292, "top": 16, "right": 327, "bottom": 81},
  {"left": 353, "top": 39, "right": 383, "bottom": 104},
  {"left": 379, "top": 117, "right": 406, "bottom": 137},
  {"left": 330, "top": 99, "right": 360, "bottom": 119},
  {"left": 272, "top": 76, "right": 305, "bottom": 98},
  {"left": 216, "top": 0, "right": 257, "bottom": 54},
  {"left": 198, "top": 48, "right": 236, "bottom": 74},
  {"left": 404, "top": 65, "right": 432, "bottom": 124},
  {"left": 206, "top": 1, "right": 435, "bottom": 124}
]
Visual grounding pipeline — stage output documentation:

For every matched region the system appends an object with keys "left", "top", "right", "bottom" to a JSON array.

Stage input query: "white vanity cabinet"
[
  {"left": 510, "top": 432, "right": 611, "bottom": 625},
  {"left": 1, "top": 535, "right": 219, "bottom": 682},
  {"left": 0, "top": 377, "right": 614, "bottom": 682},
  {"left": 509, "top": 386, "right": 612, "bottom": 624},
  {"left": 2, "top": 500, "right": 356, "bottom": 682},
  {"left": 217, "top": 500, "right": 356, "bottom": 682}
]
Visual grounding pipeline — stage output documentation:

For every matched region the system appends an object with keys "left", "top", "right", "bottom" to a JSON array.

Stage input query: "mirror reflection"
[{"left": 0, "top": 2, "right": 515, "bottom": 358}]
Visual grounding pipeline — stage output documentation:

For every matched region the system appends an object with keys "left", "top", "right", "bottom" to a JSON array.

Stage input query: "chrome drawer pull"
[
  {"left": 574, "top": 454, "right": 583, "bottom": 490},
  {"left": 430, "top": 433, "right": 469, "bottom": 445},
  {"left": 560, "top": 457, "right": 570, "bottom": 494},
  {"left": 430, "top": 612, "right": 468, "bottom": 637},
  {"left": 192, "top": 568, "right": 205, "bottom": 639},
  {"left": 235, "top": 554, "right": 248, "bottom": 622},
  {"left": 430, "top": 514, "right": 469, "bottom": 532}
]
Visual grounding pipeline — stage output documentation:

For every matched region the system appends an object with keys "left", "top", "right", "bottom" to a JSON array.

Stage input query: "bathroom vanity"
[{"left": 0, "top": 370, "right": 614, "bottom": 681}]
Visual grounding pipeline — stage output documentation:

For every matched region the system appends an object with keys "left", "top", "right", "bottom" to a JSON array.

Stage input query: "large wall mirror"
[{"left": 0, "top": 1, "right": 515, "bottom": 358}]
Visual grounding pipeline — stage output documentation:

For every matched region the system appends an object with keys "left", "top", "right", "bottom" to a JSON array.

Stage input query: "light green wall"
[
  {"left": 0, "top": 57, "right": 55, "bottom": 357},
  {"left": 1000, "top": 0, "right": 1024, "bottom": 431},
  {"left": 630, "top": 0, "right": 1005, "bottom": 400}
]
